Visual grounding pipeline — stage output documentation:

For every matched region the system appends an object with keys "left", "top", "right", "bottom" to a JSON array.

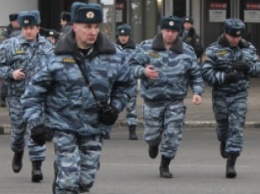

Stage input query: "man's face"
[
  {"left": 48, "top": 37, "right": 56, "bottom": 44},
  {"left": 225, "top": 33, "right": 241, "bottom": 47},
  {"left": 183, "top": 22, "right": 192, "bottom": 31},
  {"left": 21, "top": 26, "right": 39, "bottom": 42},
  {"left": 60, "top": 19, "right": 67, "bottom": 27},
  {"left": 161, "top": 29, "right": 179, "bottom": 45},
  {"left": 118, "top": 35, "right": 130, "bottom": 44},
  {"left": 73, "top": 23, "right": 100, "bottom": 48},
  {"left": 11, "top": 20, "right": 20, "bottom": 29}
]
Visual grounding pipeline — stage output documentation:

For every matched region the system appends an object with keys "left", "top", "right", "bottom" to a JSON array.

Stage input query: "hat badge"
[
  {"left": 24, "top": 19, "right": 29, "bottom": 24},
  {"left": 86, "top": 11, "right": 95, "bottom": 19},
  {"left": 236, "top": 31, "right": 241, "bottom": 35},
  {"left": 121, "top": 29, "right": 125, "bottom": 33},
  {"left": 49, "top": 31, "right": 54, "bottom": 35},
  {"left": 169, "top": 21, "right": 174, "bottom": 26}
]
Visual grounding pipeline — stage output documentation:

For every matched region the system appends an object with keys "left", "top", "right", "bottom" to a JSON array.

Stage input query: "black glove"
[
  {"left": 31, "top": 124, "right": 47, "bottom": 146},
  {"left": 99, "top": 105, "right": 119, "bottom": 125},
  {"left": 233, "top": 61, "right": 251, "bottom": 73},
  {"left": 224, "top": 72, "right": 240, "bottom": 84}
]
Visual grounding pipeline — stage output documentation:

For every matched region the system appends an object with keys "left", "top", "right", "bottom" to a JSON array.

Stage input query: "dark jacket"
[{"left": 179, "top": 27, "right": 204, "bottom": 58}]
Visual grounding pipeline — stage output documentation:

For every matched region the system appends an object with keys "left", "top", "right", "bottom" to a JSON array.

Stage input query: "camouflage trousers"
[
  {"left": 8, "top": 97, "right": 46, "bottom": 161},
  {"left": 53, "top": 131, "right": 103, "bottom": 193},
  {"left": 0, "top": 80, "right": 8, "bottom": 97},
  {"left": 213, "top": 92, "right": 247, "bottom": 156},
  {"left": 125, "top": 95, "right": 138, "bottom": 126},
  {"left": 143, "top": 100, "right": 185, "bottom": 158}
]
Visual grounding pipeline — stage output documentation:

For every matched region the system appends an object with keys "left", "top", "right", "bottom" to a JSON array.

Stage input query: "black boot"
[
  {"left": 52, "top": 160, "right": 58, "bottom": 194},
  {"left": 31, "top": 161, "right": 43, "bottom": 182},
  {"left": 148, "top": 145, "right": 159, "bottom": 159},
  {"left": 226, "top": 155, "right": 237, "bottom": 178},
  {"left": 12, "top": 150, "right": 24, "bottom": 173},
  {"left": 128, "top": 125, "right": 138, "bottom": 140},
  {"left": 0, "top": 97, "right": 6, "bottom": 107},
  {"left": 220, "top": 141, "right": 227, "bottom": 158},
  {"left": 160, "top": 156, "right": 173, "bottom": 178}
]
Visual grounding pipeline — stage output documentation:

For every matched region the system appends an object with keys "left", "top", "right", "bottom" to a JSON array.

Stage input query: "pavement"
[
  {"left": 0, "top": 128, "right": 260, "bottom": 194},
  {"left": 0, "top": 79, "right": 260, "bottom": 193},
  {"left": 1, "top": 78, "right": 260, "bottom": 134}
]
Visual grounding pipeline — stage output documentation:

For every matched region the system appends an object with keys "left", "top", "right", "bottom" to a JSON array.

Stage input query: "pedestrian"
[
  {"left": 0, "top": 13, "right": 21, "bottom": 107},
  {"left": 201, "top": 18, "right": 260, "bottom": 178},
  {"left": 44, "top": 29, "right": 59, "bottom": 45},
  {"left": 115, "top": 24, "right": 138, "bottom": 140},
  {"left": 130, "top": 15, "right": 204, "bottom": 178},
  {"left": 59, "top": 11, "right": 71, "bottom": 34},
  {"left": 179, "top": 16, "right": 204, "bottom": 59},
  {"left": 0, "top": 10, "right": 54, "bottom": 182},
  {"left": 21, "top": 2, "right": 135, "bottom": 193},
  {"left": 1, "top": 13, "right": 21, "bottom": 40}
]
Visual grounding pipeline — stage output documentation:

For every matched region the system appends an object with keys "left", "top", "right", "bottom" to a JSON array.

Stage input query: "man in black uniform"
[{"left": 179, "top": 16, "right": 203, "bottom": 59}]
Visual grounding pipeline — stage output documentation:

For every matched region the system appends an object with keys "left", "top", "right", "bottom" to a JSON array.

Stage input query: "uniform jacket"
[
  {"left": 0, "top": 34, "right": 54, "bottom": 97},
  {"left": 179, "top": 27, "right": 204, "bottom": 58},
  {"left": 115, "top": 37, "right": 138, "bottom": 86},
  {"left": 201, "top": 34, "right": 260, "bottom": 95},
  {"left": 130, "top": 33, "right": 204, "bottom": 102},
  {"left": 21, "top": 29, "right": 135, "bottom": 136},
  {"left": 115, "top": 38, "right": 137, "bottom": 60}
]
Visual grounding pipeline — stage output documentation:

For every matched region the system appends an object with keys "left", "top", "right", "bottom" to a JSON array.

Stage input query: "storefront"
[{"left": 38, "top": 0, "right": 260, "bottom": 50}]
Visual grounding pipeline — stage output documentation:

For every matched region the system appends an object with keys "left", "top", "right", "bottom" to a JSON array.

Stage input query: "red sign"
[
  {"left": 246, "top": 3, "right": 260, "bottom": 10},
  {"left": 210, "top": 3, "right": 227, "bottom": 10},
  {"left": 116, "top": 3, "right": 124, "bottom": 10}
]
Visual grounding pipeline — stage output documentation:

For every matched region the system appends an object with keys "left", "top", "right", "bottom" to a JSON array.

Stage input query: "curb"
[
  {"left": 1, "top": 121, "right": 260, "bottom": 135},
  {"left": 116, "top": 120, "right": 260, "bottom": 128}
]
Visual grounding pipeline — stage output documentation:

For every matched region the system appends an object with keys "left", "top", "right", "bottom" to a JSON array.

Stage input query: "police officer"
[
  {"left": 201, "top": 18, "right": 260, "bottom": 178},
  {"left": 1, "top": 13, "right": 21, "bottom": 39},
  {"left": 21, "top": 2, "right": 135, "bottom": 193},
  {"left": 0, "top": 13, "right": 21, "bottom": 107},
  {"left": 0, "top": 10, "right": 54, "bottom": 182},
  {"left": 44, "top": 29, "right": 59, "bottom": 45},
  {"left": 60, "top": 11, "right": 71, "bottom": 34},
  {"left": 130, "top": 16, "right": 204, "bottom": 178},
  {"left": 115, "top": 24, "right": 138, "bottom": 140},
  {"left": 179, "top": 16, "right": 204, "bottom": 59}
]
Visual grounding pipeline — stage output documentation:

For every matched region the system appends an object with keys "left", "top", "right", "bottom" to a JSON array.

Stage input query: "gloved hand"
[
  {"left": 233, "top": 61, "right": 251, "bottom": 73},
  {"left": 99, "top": 105, "right": 119, "bottom": 125},
  {"left": 224, "top": 72, "right": 240, "bottom": 84},
  {"left": 31, "top": 124, "right": 47, "bottom": 146}
]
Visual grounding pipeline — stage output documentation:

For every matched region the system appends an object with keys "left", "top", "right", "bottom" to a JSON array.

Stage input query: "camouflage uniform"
[
  {"left": 130, "top": 34, "right": 204, "bottom": 161},
  {"left": 0, "top": 34, "right": 53, "bottom": 159},
  {"left": 21, "top": 29, "right": 135, "bottom": 193},
  {"left": 0, "top": 16, "right": 21, "bottom": 107},
  {"left": 115, "top": 36, "right": 139, "bottom": 139},
  {"left": 201, "top": 18, "right": 260, "bottom": 178},
  {"left": 202, "top": 36, "right": 260, "bottom": 156}
]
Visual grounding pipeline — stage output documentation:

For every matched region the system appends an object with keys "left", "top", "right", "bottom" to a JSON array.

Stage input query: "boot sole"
[
  {"left": 160, "top": 174, "right": 173, "bottom": 178},
  {"left": 149, "top": 146, "right": 159, "bottom": 159},
  {"left": 226, "top": 172, "right": 237, "bottom": 178},
  {"left": 32, "top": 173, "right": 43, "bottom": 182},
  {"left": 12, "top": 164, "right": 22, "bottom": 173}
]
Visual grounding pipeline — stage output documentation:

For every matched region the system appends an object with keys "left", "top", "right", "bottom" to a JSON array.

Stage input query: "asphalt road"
[{"left": 0, "top": 127, "right": 259, "bottom": 194}]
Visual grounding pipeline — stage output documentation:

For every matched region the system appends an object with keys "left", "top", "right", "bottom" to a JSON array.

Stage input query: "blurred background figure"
[
  {"left": 59, "top": 11, "right": 71, "bottom": 34},
  {"left": 0, "top": 13, "right": 21, "bottom": 108},
  {"left": 179, "top": 16, "right": 203, "bottom": 60},
  {"left": 115, "top": 24, "right": 139, "bottom": 140},
  {"left": 44, "top": 29, "right": 59, "bottom": 45}
]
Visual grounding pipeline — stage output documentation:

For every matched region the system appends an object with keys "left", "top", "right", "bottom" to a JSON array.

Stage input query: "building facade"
[{"left": 0, "top": 0, "right": 259, "bottom": 51}]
